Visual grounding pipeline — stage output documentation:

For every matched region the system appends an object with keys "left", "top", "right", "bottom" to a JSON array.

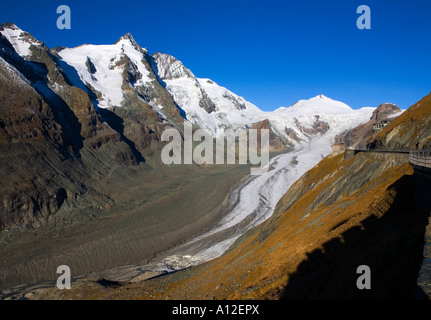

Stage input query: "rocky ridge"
[{"left": 369, "top": 94, "right": 431, "bottom": 150}]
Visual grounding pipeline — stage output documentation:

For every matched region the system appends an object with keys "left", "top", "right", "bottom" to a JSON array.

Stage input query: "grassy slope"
[
  {"left": 135, "top": 155, "right": 421, "bottom": 300},
  {"left": 371, "top": 93, "right": 431, "bottom": 149}
]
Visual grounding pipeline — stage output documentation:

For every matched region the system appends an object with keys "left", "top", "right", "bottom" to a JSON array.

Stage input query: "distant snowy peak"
[
  {"left": 232, "top": 94, "right": 375, "bottom": 149},
  {"left": 0, "top": 22, "right": 44, "bottom": 58},
  {"left": 276, "top": 94, "right": 354, "bottom": 115},
  {"left": 115, "top": 33, "right": 143, "bottom": 51}
]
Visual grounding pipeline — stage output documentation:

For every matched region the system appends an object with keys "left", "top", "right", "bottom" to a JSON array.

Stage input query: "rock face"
[
  {"left": 295, "top": 115, "right": 330, "bottom": 137},
  {"left": 368, "top": 94, "right": 431, "bottom": 150},
  {"left": 151, "top": 52, "right": 195, "bottom": 80},
  {"left": 335, "top": 103, "right": 402, "bottom": 149},
  {"left": 249, "top": 119, "right": 288, "bottom": 152},
  {"left": 371, "top": 103, "right": 400, "bottom": 122},
  {"left": 151, "top": 52, "right": 256, "bottom": 135}
]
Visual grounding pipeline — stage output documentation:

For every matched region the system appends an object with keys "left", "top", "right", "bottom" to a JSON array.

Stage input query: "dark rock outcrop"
[
  {"left": 294, "top": 115, "right": 330, "bottom": 137},
  {"left": 249, "top": 119, "right": 288, "bottom": 152}
]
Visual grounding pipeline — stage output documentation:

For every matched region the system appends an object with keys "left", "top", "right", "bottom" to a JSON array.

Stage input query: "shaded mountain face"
[{"left": 0, "top": 24, "right": 178, "bottom": 231}]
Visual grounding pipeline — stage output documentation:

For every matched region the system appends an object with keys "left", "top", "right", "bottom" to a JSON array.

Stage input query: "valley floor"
[{"left": 0, "top": 161, "right": 251, "bottom": 296}]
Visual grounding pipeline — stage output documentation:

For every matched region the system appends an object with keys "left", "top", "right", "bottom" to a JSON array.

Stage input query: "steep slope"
[
  {"left": 335, "top": 103, "right": 402, "bottom": 149},
  {"left": 369, "top": 93, "right": 431, "bottom": 150},
  {"left": 0, "top": 25, "right": 137, "bottom": 231},
  {"left": 151, "top": 52, "right": 261, "bottom": 137},
  {"left": 0, "top": 22, "right": 43, "bottom": 58},
  {"left": 57, "top": 34, "right": 182, "bottom": 120}
]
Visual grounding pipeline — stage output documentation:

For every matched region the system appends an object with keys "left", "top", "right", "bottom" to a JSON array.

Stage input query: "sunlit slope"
[
  {"left": 369, "top": 93, "right": 431, "bottom": 150},
  {"left": 132, "top": 153, "right": 421, "bottom": 299}
]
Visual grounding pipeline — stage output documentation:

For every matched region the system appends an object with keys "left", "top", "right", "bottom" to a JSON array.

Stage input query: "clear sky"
[{"left": 1, "top": 0, "right": 431, "bottom": 111}]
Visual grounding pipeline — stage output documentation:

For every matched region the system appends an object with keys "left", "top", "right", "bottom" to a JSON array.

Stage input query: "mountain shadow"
[
  {"left": 281, "top": 174, "right": 430, "bottom": 300},
  {"left": 0, "top": 45, "right": 84, "bottom": 157},
  {"left": 97, "top": 108, "right": 145, "bottom": 163}
]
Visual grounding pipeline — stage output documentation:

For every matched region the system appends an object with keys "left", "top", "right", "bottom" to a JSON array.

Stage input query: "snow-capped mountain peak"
[
  {"left": 0, "top": 22, "right": 43, "bottom": 58},
  {"left": 116, "top": 33, "right": 139, "bottom": 48},
  {"left": 285, "top": 94, "right": 353, "bottom": 115},
  {"left": 58, "top": 34, "right": 154, "bottom": 109},
  {"left": 150, "top": 52, "right": 267, "bottom": 136}
]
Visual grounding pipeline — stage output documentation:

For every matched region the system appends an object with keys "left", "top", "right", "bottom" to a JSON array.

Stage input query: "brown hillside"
[
  {"left": 335, "top": 103, "right": 401, "bottom": 149},
  {"left": 369, "top": 93, "right": 431, "bottom": 150}
]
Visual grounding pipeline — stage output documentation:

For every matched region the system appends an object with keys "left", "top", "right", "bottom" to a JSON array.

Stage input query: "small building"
[{"left": 373, "top": 120, "right": 390, "bottom": 133}]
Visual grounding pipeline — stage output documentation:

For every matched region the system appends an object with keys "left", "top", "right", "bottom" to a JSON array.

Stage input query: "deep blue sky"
[{"left": 1, "top": 0, "right": 431, "bottom": 111}]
